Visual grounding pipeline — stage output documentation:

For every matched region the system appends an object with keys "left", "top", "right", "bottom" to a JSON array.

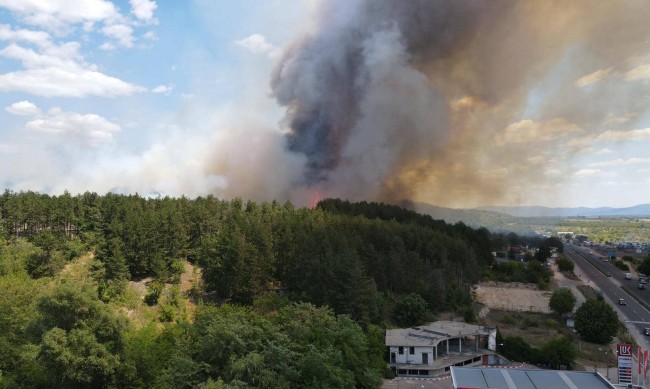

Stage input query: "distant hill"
[
  {"left": 407, "top": 202, "right": 650, "bottom": 235},
  {"left": 408, "top": 202, "right": 536, "bottom": 234},
  {"left": 475, "top": 204, "right": 650, "bottom": 218}
]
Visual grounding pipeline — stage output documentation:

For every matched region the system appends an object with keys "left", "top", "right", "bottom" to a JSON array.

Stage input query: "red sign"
[{"left": 618, "top": 344, "right": 632, "bottom": 356}]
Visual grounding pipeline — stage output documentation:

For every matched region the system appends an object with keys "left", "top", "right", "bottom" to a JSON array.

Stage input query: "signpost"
[{"left": 618, "top": 343, "right": 633, "bottom": 385}]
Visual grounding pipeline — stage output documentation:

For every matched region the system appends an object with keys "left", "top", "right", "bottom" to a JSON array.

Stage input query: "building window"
[
  {"left": 398, "top": 347, "right": 404, "bottom": 355},
  {"left": 409, "top": 347, "right": 415, "bottom": 355}
]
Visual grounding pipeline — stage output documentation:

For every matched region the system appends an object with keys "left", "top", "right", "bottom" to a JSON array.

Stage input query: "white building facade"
[{"left": 386, "top": 321, "right": 498, "bottom": 377}]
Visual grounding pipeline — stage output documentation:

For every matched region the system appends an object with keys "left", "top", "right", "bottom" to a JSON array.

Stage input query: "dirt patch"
[
  {"left": 126, "top": 260, "right": 200, "bottom": 298},
  {"left": 180, "top": 261, "right": 201, "bottom": 294},
  {"left": 59, "top": 252, "right": 94, "bottom": 282},
  {"left": 128, "top": 276, "right": 153, "bottom": 300},
  {"left": 473, "top": 282, "right": 552, "bottom": 313}
]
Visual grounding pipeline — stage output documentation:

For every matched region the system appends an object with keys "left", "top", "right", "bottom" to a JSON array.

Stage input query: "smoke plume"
[{"left": 269, "top": 0, "right": 650, "bottom": 207}]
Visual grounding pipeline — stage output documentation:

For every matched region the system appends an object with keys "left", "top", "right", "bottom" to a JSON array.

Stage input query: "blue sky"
[
  {"left": 0, "top": 0, "right": 311, "bottom": 200},
  {"left": 0, "top": 1, "right": 649, "bottom": 209}
]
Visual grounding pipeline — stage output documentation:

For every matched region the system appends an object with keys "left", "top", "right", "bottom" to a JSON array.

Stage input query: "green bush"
[
  {"left": 97, "top": 279, "right": 127, "bottom": 302},
  {"left": 549, "top": 288, "right": 577, "bottom": 316},
  {"left": 612, "top": 260, "right": 629, "bottom": 271},
  {"left": 521, "top": 317, "right": 538, "bottom": 329},
  {"left": 392, "top": 293, "right": 431, "bottom": 327},
  {"left": 144, "top": 280, "right": 164, "bottom": 306},
  {"left": 501, "top": 314, "right": 516, "bottom": 325},
  {"left": 170, "top": 260, "right": 185, "bottom": 284},
  {"left": 575, "top": 299, "right": 618, "bottom": 344},
  {"left": 556, "top": 257, "right": 574, "bottom": 272},
  {"left": 463, "top": 307, "right": 476, "bottom": 323},
  {"left": 159, "top": 304, "right": 175, "bottom": 322}
]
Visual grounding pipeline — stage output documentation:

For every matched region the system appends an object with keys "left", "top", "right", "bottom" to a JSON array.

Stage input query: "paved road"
[{"left": 565, "top": 244, "right": 650, "bottom": 352}]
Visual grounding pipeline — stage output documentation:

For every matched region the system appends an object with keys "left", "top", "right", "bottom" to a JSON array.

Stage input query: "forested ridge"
[{"left": 0, "top": 191, "right": 506, "bottom": 388}]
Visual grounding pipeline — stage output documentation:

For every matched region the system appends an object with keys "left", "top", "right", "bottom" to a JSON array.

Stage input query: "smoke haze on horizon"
[{"left": 1, "top": 1, "right": 650, "bottom": 208}]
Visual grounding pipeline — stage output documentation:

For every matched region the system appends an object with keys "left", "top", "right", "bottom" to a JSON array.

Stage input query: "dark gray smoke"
[
  {"left": 269, "top": 0, "right": 650, "bottom": 206},
  {"left": 271, "top": 0, "right": 493, "bottom": 200}
]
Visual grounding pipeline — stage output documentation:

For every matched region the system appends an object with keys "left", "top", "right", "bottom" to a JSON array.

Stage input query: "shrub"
[
  {"left": 501, "top": 314, "right": 516, "bottom": 325},
  {"left": 392, "top": 293, "right": 431, "bottom": 327},
  {"left": 613, "top": 260, "right": 629, "bottom": 271},
  {"left": 522, "top": 317, "right": 538, "bottom": 329},
  {"left": 159, "top": 304, "right": 175, "bottom": 322},
  {"left": 549, "top": 288, "right": 577, "bottom": 316},
  {"left": 144, "top": 280, "right": 164, "bottom": 306},
  {"left": 556, "top": 257, "right": 574, "bottom": 272}
]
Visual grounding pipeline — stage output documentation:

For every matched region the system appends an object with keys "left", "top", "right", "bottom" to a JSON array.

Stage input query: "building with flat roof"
[
  {"left": 386, "top": 321, "right": 499, "bottom": 378},
  {"left": 451, "top": 367, "right": 617, "bottom": 389}
]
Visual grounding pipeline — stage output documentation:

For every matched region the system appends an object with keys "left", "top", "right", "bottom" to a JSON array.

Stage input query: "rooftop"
[
  {"left": 451, "top": 367, "right": 616, "bottom": 389},
  {"left": 386, "top": 321, "right": 494, "bottom": 347}
]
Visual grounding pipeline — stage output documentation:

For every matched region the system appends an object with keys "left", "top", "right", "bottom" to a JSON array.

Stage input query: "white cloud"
[
  {"left": 0, "top": 41, "right": 144, "bottom": 97},
  {"left": 527, "top": 155, "right": 545, "bottom": 165},
  {"left": 0, "top": 24, "right": 51, "bottom": 47},
  {"left": 101, "top": 23, "right": 134, "bottom": 48},
  {"left": 1, "top": 42, "right": 83, "bottom": 69},
  {"left": 0, "top": 2, "right": 140, "bottom": 49},
  {"left": 596, "top": 128, "right": 650, "bottom": 142},
  {"left": 562, "top": 136, "right": 593, "bottom": 153},
  {"left": 0, "top": 0, "right": 120, "bottom": 34},
  {"left": 235, "top": 34, "right": 280, "bottom": 58},
  {"left": 575, "top": 68, "right": 612, "bottom": 87},
  {"left": 142, "top": 30, "right": 156, "bottom": 41},
  {"left": 625, "top": 63, "right": 650, "bottom": 81},
  {"left": 603, "top": 113, "right": 636, "bottom": 125},
  {"left": 26, "top": 107, "right": 121, "bottom": 142},
  {"left": 151, "top": 84, "right": 172, "bottom": 95},
  {"left": 574, "top": 169, "right": 608, "bottom": 177},
  {"left": 495, "top": 118, "right": 582, "bottom": 145},
  {"left": 5, "top": 100, "right": 40, "bottom": 116},
  {"left": 594, "top": 148, "right": 612, "bottom": 155},
  {"left": 130, "top": 0, "right": 157, "bottom": 22},
  {"left": 100, "top": 42, "right": 116, "bottom": 51},
  {"left": 589, "top": 158, "right": 650, "bottom": 167},
  {"left": 0, "top": 66, "right": 144, "bottom": 97},
  {"left": 544, "top": 168, "right": 562, "bottom": 177}
]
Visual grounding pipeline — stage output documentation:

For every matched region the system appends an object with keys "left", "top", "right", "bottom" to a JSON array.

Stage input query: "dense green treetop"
[
  {"left": 549, "top": 288, "right": 576, "bottom": 316},
  {"left": 575, "top": 299, "right": 618, "bottom": 344},
  {"left": 0, "top": 190, "right": 556, "bottom": 388}
]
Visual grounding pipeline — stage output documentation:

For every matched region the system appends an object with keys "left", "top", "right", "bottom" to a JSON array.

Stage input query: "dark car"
[
  {"left": 645, "top": 328, "right": 650, "bottom": 336},
  {"left": 640, "top": 283, "right": 646, "bottom": 290},
  {"left": 618, "top": 298, "right": 627, "bottom": 305}
]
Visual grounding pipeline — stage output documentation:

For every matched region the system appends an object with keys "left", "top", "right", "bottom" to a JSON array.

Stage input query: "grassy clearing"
[
  {"left": 60, "top": 255, "right": 202, "bottom": 329},
  {"left": 575, "top": 341, "right": 617, "bottom": 370},
  {"left": 576, "top": 284, "right": 597, "bottom": 301},
  {"left": 481, "top": 310, "right": 567, "bottom": 348},
  {"left": 482, "top": 308, "right": 620, "bottom": 368}
]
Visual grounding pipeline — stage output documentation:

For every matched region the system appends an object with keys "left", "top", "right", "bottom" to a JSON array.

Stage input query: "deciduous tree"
[
  {"left": 549, "top": 288, "right": 576, "bottom": 316},
  {"left": 575, "top": 299, "right": 618, "bottom": 344}
]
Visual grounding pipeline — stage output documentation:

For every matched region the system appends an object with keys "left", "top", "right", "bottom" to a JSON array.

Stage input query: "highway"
[{"left": 564, "top": 244, "right": 650, "bottom": 352}]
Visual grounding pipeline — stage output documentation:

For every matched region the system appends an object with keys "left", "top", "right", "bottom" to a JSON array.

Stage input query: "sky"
[{"left": 0, "top": 0, "right": 650, "bottom": 209}]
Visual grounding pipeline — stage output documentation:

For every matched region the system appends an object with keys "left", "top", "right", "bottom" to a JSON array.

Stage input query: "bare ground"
[{"left": 472, "top": 282, "right": 552, "bottom": 314}]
